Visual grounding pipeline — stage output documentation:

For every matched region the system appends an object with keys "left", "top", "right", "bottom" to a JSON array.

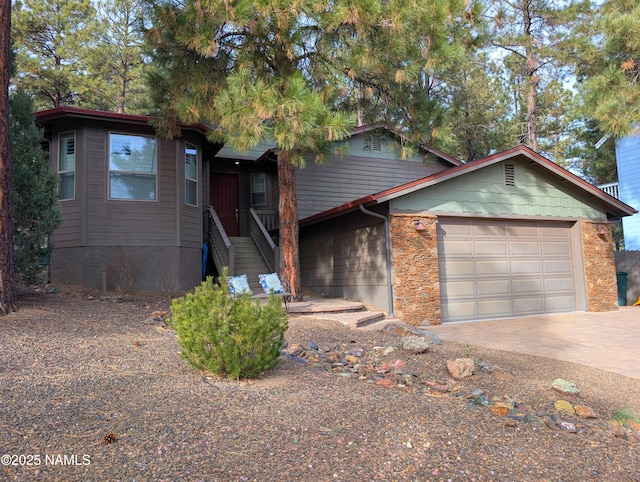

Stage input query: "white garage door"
[{"left": 437, "top": 219, "right": 577, "bottom": 322}]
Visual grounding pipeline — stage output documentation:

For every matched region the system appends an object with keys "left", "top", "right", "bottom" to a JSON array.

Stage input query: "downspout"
[{"left": 359, "top": 204, "right": 394, "bottom": 317}]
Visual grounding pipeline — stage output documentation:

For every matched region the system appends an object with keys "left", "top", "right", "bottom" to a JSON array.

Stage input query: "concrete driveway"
[{"left": 427, "top": 307, "right": 640, "bottom": 380}]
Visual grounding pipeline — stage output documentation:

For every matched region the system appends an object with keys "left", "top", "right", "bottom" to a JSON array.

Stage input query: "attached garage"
[
  {"left": 437, "top": 218, "right": 581, "bottom": 322},
  {"left": 299, "top": 145, "right": 636, "bottom": 325}
]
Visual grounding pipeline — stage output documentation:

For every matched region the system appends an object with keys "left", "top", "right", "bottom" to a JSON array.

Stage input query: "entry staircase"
[
  {"left": 206, "top": 206, "right": 387, "bottom": 328},
  {"left": 227, "top": 236, "right": 269, "bottom": 293}
]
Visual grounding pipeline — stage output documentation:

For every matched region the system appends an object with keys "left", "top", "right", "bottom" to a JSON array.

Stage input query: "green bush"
[{"left": 169, "top": 275, "right": 288, "bottom": 379}]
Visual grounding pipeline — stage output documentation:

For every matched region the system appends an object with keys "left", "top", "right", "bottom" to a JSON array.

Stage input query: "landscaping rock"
[
  {"left": 574, "top": 405, "right": 597, "bottom": 419},
  {"left": 554, "top": 400, "right": 576, "bottom": 414},
  {"left": 401, "top": 336, "right": 430, "bottom": 354},
  {"left": 551, "top": 378, "right": 580, "bottom": 395},
  {"left": 446, "top": 357, "right": 475, "bottom": 379}
]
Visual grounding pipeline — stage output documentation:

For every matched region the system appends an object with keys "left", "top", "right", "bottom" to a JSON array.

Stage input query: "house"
[
  {"left": 614, "top": 135, "right": 640, "bottom": 249},
  {"left": 36, "top": 108, "right": 635, "bottom": 325}
]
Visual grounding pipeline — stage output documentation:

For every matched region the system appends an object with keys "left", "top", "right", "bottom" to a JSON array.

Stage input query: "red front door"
[{"left": 210, "top": 173, "right": 239, "bottom": 236}]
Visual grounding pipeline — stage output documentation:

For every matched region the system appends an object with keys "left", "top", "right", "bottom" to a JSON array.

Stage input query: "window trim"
[
  {"left": 58, "top": 131, "right": 76, "bottom": 201},
  {"left": 251, "top": 172, "right": 267, "bottom": 206},
  {"left": 185, "top": 142, "right": 198, "bottom": 207},
  {"left": 108, "top": 131, "right": 157, "bottom": 202}
]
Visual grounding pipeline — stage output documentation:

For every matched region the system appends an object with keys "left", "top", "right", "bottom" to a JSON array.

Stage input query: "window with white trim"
[
  {"left": 185, "top": 143, "right": 198, "bottom": 206},
  {"left": 58, "top": 132, "right": 76, "bottom": 200},
  {"left": 251, "top": 173, "right": 266, "bottom": 206},
  {"left": 109, "top": 133, "right": 157, "bottom": 200}
]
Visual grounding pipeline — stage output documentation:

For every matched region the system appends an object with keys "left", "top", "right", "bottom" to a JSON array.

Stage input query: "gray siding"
[
  {"left": 616, "top": 135, "right": 640, "bottom": 249},
  {"left": 300, "top": 209, "right": 390, "bottom": 312},
  {"left": 295, "top": 134, "right": 451, "bottom": 220}
]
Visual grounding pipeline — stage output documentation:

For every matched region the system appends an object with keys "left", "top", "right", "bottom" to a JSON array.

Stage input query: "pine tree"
[
  {"left": 10, "top": 90, "right": 61, "bottom": 284},
  {"left": 0, "top": 0, "right": 16, "bottom": 314},
  {"left": 577, "top": 0, "right": 640, "bottom": 137},
  {"left": 146, "top": 0, "right": 471, "bottom": 300},
  {"left": 11, "top": 0, "right": 103, "bottom": 109},
  {"left": 92, "top": 0, "right": 150, "bottom": 114},
  {"left": 484, "top": 0, "right": 586, "bottom": 153}
]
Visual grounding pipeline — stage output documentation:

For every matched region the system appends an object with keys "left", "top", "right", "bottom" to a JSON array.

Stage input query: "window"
[
  {"left": 58, "top": 132, "right": 76, "bottom": 200},
  {"left": 185, "top": 143, "right": 198, "bottom": 206},
  {"left": 109, "top": 133, "right": 156, "bottom": 200},
  {"left": 251, "top": 173, "right": 266, "bottom": 205}
]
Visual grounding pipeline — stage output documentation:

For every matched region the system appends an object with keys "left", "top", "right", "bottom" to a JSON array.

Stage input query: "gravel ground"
[{"left": 1, "top": 287, "right": 639, "bottom": 481}]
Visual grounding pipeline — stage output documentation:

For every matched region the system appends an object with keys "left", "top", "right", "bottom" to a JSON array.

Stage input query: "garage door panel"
[
  {"left": 445, "top": 240, "right": 473, "bottom": 255},
  {"left": 475, "top": 241, "right": 508, "bottom": 255},
  {"left": 543, "top": 260, "right": 572, "bottom": 274},
  {"left": 478, "top": 299, "right": 512, "bottom": 317},
  {"left": 440, "top": 223, "right": 472, "bottom": 236},
  {"left": 512, "top": 278, "right": 543, "bottom": 294},
  {"left": 507, "top": 225, "right": 539, "bottom": 236},
  {"left": 438, "top": 219, "right": 576, "bottom": 322},
  {"left": 442, "top": 301, "right": 477, "bottom": 319},
  {"left": 511, "top": 260, "right": 542, "bottom": 275},
  {"left": 513, "top": 297, "right": 545, "bottom": 315},
  {"left": 476, "top": 259, "right": 509, "bottom": 275},
  {"left": 477, "top": 279, "right": 510, "bottom": 296},
  {"left": 539, "top": 226, "right": 570, "bottom": 237},
  {"left": 545, "top": 295, "right": 575, "bottom": 311},
  {"left": 544, "top": 277, "right": 574, "bottom": 292},
  {"left": 474, "top": 224, "right": 507, "bottom": 236},
  {"left": 510, "top": 241, "right": 541, "bottom": 256},
  {"left": 542, "top": 242, "right": 571, "bottom": 256},
  {"left": 443, "top": 260, "right": 474, "bottom": 276},
  {"left": 442, "top": 280, "right": 475, "bottom": 298}
]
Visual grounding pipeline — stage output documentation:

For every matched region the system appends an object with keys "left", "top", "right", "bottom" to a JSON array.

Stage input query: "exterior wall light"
[{"left": 414, "top": 220, "right": 426, "bottom": 231}]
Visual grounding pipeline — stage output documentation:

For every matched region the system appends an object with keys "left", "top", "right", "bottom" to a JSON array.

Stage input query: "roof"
[
  {"left": 34, "top": 107, "right": 212, "bottom": 136},
  {"left": 300, "top": 145, "right": 637, "bottom": 226},
  {"left": 349, "top": 123, "right": 463, "bottom": 167},
  {"left": 212, "top": 123, "right": 463, "bottom": 167}
]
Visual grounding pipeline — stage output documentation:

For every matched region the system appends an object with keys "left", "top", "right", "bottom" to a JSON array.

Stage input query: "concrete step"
[
  {"left": 287, "top": 298, "right": 387, "bottom": 329},
  {"left": 287, "top": 299, "right": 365, "bottom": 314}
]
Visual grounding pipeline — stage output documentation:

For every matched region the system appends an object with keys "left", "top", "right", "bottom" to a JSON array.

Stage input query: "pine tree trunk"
[
  {"left": 277, "top": 152, "right": 303, "bottom": 302},
  {"left": 0, "top": 1, "right": 16, "bottom": 315},
  {"left": 524, "top": 0, "right": 539, "bottom": 152}
]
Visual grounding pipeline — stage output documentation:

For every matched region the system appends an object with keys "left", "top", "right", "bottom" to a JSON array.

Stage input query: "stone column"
[
  {"left": 390, "top": 214, "right": 441, "bottom": 325},
  {"left": 581, "top": 220, "right": 618, "bottom": 311}
]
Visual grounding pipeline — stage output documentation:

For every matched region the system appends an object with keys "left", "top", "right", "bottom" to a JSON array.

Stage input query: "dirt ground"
[{"left": 1, "top": 286, "right": 639, "bottom": 481}]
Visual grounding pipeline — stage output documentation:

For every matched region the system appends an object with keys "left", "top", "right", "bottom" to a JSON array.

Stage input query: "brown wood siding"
[
  {"left": 50, "top": 128, "right": 82, "bottom": 248},
  {"left": 52, "top": 204, "right": 81, "bottom": 247},
  {"left": 300, "top": 209, "right": 390, "bottom": 312},
  {"left": 295, "top": 154, "right": 451, "bottom": 220},
  {"left": 85, "top": 135, "right": 177, "bottom": 246}
]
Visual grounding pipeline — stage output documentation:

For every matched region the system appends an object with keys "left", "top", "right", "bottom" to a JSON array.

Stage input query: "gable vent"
[
  {"left": 371, "top": 134, "right": 382, "bottom": 151},
  {"left": 504, "top": 163, "right": 515, "bottom": 186}
]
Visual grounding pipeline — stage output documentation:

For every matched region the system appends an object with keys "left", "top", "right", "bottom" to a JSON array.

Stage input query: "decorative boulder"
[
  {"left": 446, "top": 357, "right": 475, "bottom": 379},
  {"left": 401, "top": 336, "right": 430, "bottom": 354}
]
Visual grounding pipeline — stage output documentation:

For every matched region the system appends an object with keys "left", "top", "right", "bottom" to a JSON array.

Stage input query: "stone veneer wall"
[
  {"left": 580, "top": 220, "right": 618, "bottom": 312},
  {"left": 390, "top": 214, "right": 441, "bottom": 325}
]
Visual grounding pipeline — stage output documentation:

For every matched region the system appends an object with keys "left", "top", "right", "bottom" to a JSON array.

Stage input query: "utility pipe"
[{"left": 358, "top": 204, "right": 394, "bottom": 317}]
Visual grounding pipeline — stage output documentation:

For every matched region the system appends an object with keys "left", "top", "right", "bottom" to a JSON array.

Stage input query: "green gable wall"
[
  {"left": 391, "top": 158, "right": 606, "bottom": 219},
  {"left": 336, "top": 133, "right": 437, "bottom": 163}
]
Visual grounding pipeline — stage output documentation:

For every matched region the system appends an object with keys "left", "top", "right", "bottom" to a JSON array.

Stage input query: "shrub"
[{"left": 169, "top": 274, "right": 288, "bottom": 379}]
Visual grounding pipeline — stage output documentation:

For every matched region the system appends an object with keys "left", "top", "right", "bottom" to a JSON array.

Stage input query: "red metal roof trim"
[{"left": 35, "top": 106, "right": 211, "bottom": 135}]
